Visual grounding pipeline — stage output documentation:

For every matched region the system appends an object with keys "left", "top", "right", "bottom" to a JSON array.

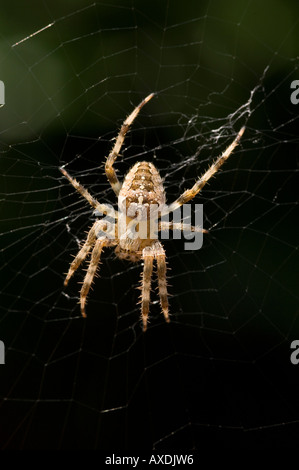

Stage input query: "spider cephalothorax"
[{"left": 60, "top": 93, "right": 245, "bottom": 331}]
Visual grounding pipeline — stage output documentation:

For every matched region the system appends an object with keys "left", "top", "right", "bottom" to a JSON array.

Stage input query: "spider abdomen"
[{"left": 118, "top": 161, "right": 166, "bottom": 217}]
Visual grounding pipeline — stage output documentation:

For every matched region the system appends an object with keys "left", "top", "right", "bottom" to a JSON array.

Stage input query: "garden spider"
[{"left": 60, "top": 93, "right": 245, "bottom": 331}]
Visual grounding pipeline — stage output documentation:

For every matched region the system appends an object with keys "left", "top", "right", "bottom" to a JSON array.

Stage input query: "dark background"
[{"left": 0, "top": 0, "right": 298, "bottom": 450}]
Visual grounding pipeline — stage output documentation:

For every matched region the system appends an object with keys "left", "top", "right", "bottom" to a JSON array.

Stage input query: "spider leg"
[
  {"left": 64, "top": 219, "right": 112, "bottom": 287},
  {"left": 60, "top": 167, "right": 115, "bottom": 217},
  {"left": 166, "top": 126, "right": 245, "bottom": 214},
  {"left": 105, "top": 93, "right": 155, "bottom": 196},
  {"left": 158, "top": 221, "right": 208, "bottom": 234},
  {"left": 154, "top": 241, "right": 170, "bottom": 325},
  {"left": 140, "top": 242, "right": 170, "bottom": 331},
  {"left": 80, "top": 238, "right": 109, "bottom": 317},
  {"left": 140, "top": 246, "right": 154, "bottom": 331},
  {"left": 64, "top": 220, "right": 99, "bottom": 287}
]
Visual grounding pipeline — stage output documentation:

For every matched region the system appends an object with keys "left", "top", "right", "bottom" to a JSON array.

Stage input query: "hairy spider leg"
[
  {"left": 166, "top": 126, "right": 245, "bottom": 214},
  {"left": 64, "top": 220, "right": 100, "bottom": 287},
  {"left": 140, "top": 246, "right": 154, "bottom": 331},
  {"left": 140, "top": 241, "right": 170, "bottom": 331},
  {"left": 105, "top": 93, "right": 155, "bottom": 196},
  {"left": 60, "top": 167, "right": 115, "bottom": 217},
  {"left": 158, "top": 222, "right": 209, "bottom": 234},
  {"left": 80, "top": 238, "right": 109, "bottom": 317},
  {"left": 154, "top": 241, "right": 170, "bottom": 326}
]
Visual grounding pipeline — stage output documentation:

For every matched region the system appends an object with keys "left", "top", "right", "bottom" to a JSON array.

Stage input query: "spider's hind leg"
[
  {"left": 167, "top": 126, "right": 245, "bottom": 213},
  {"left": 60, "top": 167, "right": 113, "bottom": 216},
  {"left": 105, "top": 93, "right": 155, "bottom": 196}
]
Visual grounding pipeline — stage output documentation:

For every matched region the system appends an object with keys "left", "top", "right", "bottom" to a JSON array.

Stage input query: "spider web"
[{"left": 0, "top": 0, "right": 298, "bottom": 452}]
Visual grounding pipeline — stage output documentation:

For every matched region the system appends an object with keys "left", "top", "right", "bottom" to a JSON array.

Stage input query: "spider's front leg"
[
  {"left": 140, "top": 246, "right": 154, "bottom": 331},
  {"left": 158, "top": 221, "right": 208, "bottom": 234},
  {"left": 80, "top": 238, "right": 107, "bottom": 317},
  {"left": 64, "top": 220, "right": 99, "bottom": 287},
  {"left": 140, "top": 241, "right": 170, "bottom": 332},
  {"left": 154, "top": 241, "right": 170, "bottom": 325},
  {"left": 63, "top": 219, "right": 116, "bottom": 317}
]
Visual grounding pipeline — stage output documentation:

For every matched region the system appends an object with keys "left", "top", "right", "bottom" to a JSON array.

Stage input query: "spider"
[{"left": 60, "top": 93, "right": 245, "bottom": 331}]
